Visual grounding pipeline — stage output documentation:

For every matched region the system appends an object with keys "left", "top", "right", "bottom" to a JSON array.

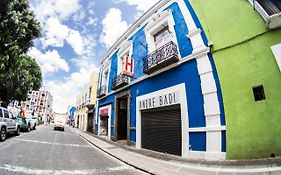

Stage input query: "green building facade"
[{"left": 190, "top": 0, "right": 281, "bottom": 159}]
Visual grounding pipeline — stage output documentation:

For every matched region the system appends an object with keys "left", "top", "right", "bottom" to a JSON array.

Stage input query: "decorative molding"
[
  {"left": 187, "top": 28, "right": 201, "bottom": 38},
  {"left": 189, "top": 126, "right": 226, "bottom": 132}
]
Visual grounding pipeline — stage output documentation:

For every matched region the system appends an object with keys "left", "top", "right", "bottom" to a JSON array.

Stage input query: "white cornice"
[{"left": 101, "top": 0, "right": 171, "bottom": 64}]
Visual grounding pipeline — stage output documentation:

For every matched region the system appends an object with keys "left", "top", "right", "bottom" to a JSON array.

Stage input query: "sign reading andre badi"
[{"left": 139, "top": 91, "right": 180, "bottom": 110}]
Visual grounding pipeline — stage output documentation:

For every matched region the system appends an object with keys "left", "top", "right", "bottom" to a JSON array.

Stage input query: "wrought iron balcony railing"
[
  {"left": 97, "top": 85, "right": 107, "bottom": 98},
  {"left": 111, "top": 73, "right": 129, "bottom": 90},
  {"left": 143, "top": 41, "right": 179, "bottom": 74}
]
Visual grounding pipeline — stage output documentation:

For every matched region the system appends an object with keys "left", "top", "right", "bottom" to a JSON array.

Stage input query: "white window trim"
[
  {"left": 117, "top": 40, "right": 133, "bottom": 74},
  {"left": 102, "top": 66, "right": 110, "bottom": 94},
  {"left": 271, "top": 43, "right": 281, "bottom": 72},
  {"left": 144, "top": 9, "right": 180, "bottom": 56}
]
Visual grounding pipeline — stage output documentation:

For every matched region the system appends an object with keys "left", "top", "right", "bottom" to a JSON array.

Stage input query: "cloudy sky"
[{"left": 27, "top": 0, "right": 158, "bottom": 113}]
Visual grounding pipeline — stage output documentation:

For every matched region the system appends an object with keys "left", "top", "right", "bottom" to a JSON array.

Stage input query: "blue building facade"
[{"left": 96, "top": 0, "right": 226, "bottom": 160}]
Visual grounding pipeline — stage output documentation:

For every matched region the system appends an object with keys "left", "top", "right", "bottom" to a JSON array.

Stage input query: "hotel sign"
[{"left": 139, "top": 91, "right": 180, "bottom": 110}]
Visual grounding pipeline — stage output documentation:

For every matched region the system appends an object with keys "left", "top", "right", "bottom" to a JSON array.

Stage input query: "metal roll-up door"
[{"left": 141, "top": 104, "right": 182, "bottom": 156}]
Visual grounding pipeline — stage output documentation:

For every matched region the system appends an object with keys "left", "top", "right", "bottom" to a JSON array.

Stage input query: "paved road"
[{"left": 0, "top": 125, "right": 148, "bottom": 175}]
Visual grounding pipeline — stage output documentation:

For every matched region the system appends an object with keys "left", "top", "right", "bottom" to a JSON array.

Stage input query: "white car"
[
  {"left": 54, "top": 117, "right": 65, "bottom": 131},
  {"left": 26, "top": 115, "right": 38, "bottom": 130},
  {"left": 0, "top": 107, "right": 21, "bottom": 141}
]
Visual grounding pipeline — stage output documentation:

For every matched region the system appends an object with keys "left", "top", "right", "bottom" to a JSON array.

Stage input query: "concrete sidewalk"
[{"left": 72, "top": 128, "right": 281, "bottom": 175}]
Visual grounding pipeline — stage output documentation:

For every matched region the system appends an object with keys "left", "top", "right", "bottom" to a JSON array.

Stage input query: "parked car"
[
  {"left": 16, "top": 113, "right": 37, "bottom": 132},
  {"left": 54, "top": 116, "right": 65, "bottom": 131},
  {"left": 0, "top": 107, "right": 21, "bottom": 141}
]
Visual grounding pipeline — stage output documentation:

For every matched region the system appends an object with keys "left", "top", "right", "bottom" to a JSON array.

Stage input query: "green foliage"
[
  {"left": 0, "top": 0, "right": 41, "bottom": 107},
  {"left": 0, "top": 56, "right": 42, "bottom": 106}
]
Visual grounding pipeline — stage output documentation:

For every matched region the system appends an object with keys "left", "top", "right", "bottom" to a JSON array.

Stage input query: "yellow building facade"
[{"left": 75, "top": 71, "right": 98, "bottom": 132}]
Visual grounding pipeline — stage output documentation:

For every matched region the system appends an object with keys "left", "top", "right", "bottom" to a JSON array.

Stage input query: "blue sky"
[{"left": 27, "top": 0, "right": 158, "bottom": 112}]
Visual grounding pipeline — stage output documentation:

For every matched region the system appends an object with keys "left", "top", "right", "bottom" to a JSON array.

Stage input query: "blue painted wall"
[
  {"left": 97, "top": 1, "right": 226, "bottom": 152},
  {"left": 108, "top": 51, "right": 118, "bottom": 93}
]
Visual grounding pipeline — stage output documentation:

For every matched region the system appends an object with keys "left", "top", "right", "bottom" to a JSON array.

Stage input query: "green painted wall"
[{"left": 190, "top": 0, "right": 281, "bottom": 159}]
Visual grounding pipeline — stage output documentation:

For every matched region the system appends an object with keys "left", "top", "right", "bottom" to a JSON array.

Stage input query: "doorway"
[
  {"left": 87, "top": 112, "right": 94, "bottom": 133},
  {"left": 117, "top": 97, "right": 128, "bottom": 141}
]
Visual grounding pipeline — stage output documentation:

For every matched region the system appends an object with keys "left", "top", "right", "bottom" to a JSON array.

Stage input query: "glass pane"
[
  {"left": 154, "top": 27, "right": 172, "bottom": 49},
  {"left": 4, "top": 110, "right": 9, "bottom": 118},
  {"left": 0, "top": 109, "right": 3, "bottom": 118}
]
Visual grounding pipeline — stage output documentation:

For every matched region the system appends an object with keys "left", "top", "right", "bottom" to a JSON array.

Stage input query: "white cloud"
[
  {"left": 27, "top": 47, "right": 70, "bottom": 75},
  {"left": 41, "top": 18, "right": 84, "bottom": 55},
  {"left": 42, "top": 18, "right": 70, "bottom": 48},
  {"left": 45, "top": 65, "right": 98, "bottom": 113},
  {"left": 31, "top": 0, "right": 81, "bottom": 23},
  {"left": 114, "top": 0, "right": 159, "bottom": 12},
  {"left": 66, "top": 30, "right": 83, "bottom": 55},
  {"left": 86, "top": 17, "right": 98, "bottom": 26},
  {"left": 100, "top": 8, "right": 129, "bottom": 48}
]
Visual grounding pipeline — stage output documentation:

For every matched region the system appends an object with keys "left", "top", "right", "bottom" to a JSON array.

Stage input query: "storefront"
[
  {"left": 136, "top": 83, "right": 189, "bottom": 157},
  {"left": 98, "top": 105, "right": 111, "bottom": 140}
]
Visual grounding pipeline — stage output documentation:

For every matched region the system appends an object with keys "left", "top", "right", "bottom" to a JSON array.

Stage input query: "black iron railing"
[
  {"left": 111, "top": 73, "right": 129, "bottom": 90},
  {"left": 97, "top": 85, "right": 107, "bottom": 98},
  {"left": 143, "top": 41, "right": 179, "bottom": 74}
]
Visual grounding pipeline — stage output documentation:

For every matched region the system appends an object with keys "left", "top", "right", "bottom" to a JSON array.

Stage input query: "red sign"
[
  {"left": 100, "top": 108, "right": 108, "bottom": 116},
  {"left": 124, "top": 55, "right": 134, "bottom": 77}
]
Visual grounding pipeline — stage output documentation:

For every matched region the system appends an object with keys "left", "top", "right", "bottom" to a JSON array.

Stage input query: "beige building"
[{"left": 75, "top": 71, "right": 98, "bottom": 132}]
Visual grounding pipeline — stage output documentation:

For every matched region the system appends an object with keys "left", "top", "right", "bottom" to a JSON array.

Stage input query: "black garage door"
[{"left": 141, "top": 104, "right": 182, "bottom": 156}]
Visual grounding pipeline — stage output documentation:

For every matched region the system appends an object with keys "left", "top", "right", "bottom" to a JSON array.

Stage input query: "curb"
[
  {"left": 78, "top": 132, "right": 156, "bottom": 175},
  {"left": 75, "top": 129, "right": 281, "bottom": 175}
]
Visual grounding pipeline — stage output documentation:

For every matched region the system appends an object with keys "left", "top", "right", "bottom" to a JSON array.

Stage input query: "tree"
[
  {"left": 0, "top": 0, "right": 41, "bottom": 107},
  {"left": 0, "top": 56, "right": 42, "bottom": 107}
]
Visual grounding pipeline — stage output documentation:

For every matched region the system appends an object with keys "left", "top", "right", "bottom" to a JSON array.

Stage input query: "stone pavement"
[{"left": 72, "top": 128, "right": 281, "bottom": 175}]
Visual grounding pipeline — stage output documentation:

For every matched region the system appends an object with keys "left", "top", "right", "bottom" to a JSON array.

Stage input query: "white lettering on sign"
[{"left": 139, "top": 91, "right": 179, "bottom": 110}]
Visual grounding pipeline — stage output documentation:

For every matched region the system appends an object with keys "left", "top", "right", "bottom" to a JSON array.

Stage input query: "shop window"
[{"left": 252, "top": 85, "right": 266, "bottom": 101}]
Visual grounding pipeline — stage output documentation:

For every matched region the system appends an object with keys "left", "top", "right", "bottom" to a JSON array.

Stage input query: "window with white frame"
[
  {"left": 102, "top": 69, "right": 109, "bottom": 87},
  {"left": 144, "top": 9, "right": 177, "bottom": 53},
  {"left": 117, "top": 40, "right": 132, "bottom": 74},
  {"left": 154, "top": 26, "right": 173, "bottom": 49},
  {"left": 249, "top": 0, "right": 281, "bottom": 29}
]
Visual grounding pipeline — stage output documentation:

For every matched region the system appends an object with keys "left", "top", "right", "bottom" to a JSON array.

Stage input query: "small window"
[
  {"left": 252, "top": 85, "right": 266, "bottom": 101},
  {"left": 103, "top": 70, "right": 109, "bottom": 86},
  {"left": 89, "top": 87, "right": 92, "bottom": 99},
  {"left": 0, "top": 109, "right": 3, "bottom": 118},
  {"left": 154, "top": 26, "right": 172, "bottom": 49}
]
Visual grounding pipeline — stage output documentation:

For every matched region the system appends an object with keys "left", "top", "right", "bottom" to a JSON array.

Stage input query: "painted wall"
[
  {"left": 75, "top": 71, "right": 99, "bottom": 131},
  {"left": 97, "top": 0, "right": 226, "bottom": 159},
  {"left": 190, "top": 0, "right": 281, "bottom": 159}
]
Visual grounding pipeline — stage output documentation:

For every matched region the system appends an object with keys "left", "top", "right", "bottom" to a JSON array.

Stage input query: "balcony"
[
  {"left": 97, "top": 85, "right": 107, "bottom": 98},
  {"left": 111, "top": 73, "right": 129, "bottom": 90},
  {"left": 143, "top": 41, "right": 179, "bottom": 74}
]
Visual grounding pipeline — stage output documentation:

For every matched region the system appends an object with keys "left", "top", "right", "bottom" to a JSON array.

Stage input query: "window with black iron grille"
[{"left": 252, "top": 85, "right": 266, "bottom": 101}]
